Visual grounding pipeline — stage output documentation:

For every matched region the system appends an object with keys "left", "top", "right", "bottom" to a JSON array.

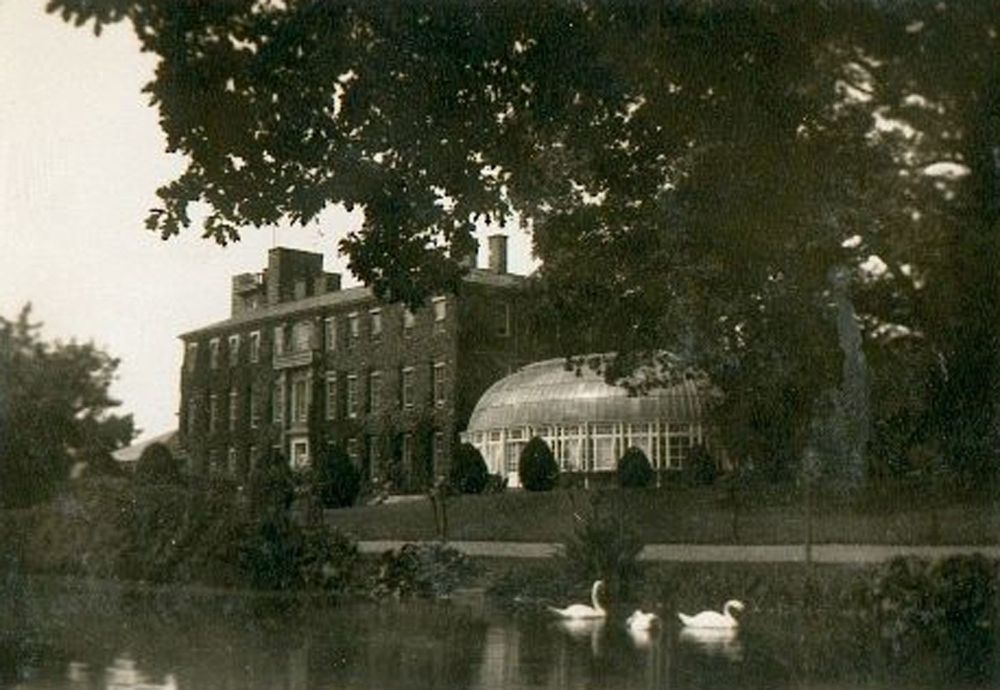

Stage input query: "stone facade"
[{"left": 178, "top": 240, "right": 544, "bottom": 491}]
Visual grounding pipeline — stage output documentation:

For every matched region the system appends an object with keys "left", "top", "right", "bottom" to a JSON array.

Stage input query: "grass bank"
[{"left": 325, "top": 480, "right": 999, "bottom": 544}]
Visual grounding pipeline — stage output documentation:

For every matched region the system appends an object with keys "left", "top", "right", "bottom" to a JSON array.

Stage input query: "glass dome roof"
[{"left": 467, "top": 357, "right": 707, "bottom": 432}]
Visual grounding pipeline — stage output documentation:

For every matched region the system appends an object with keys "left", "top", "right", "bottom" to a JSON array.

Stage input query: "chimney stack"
[
  {"left": 487, "top": 234, "right": 508, "bottom": 274},
  {"left": 455, "top": 237, "right": 479, "bottom": 270}
]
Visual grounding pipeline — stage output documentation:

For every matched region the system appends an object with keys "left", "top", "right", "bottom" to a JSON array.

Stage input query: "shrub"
[
  {"left": 617, "top": 446, "right": 654, "bottom": 488},
  {"left": 449, "top": 443, "right": 489, "bottom": 494},
  {"left": 561, "top": 493, "right": 644, "bottom": 600},
  {"left": 858, "top": 555, "right": 996, "bottom": 680},
  {"left": 371, "top": 542, "right": 477, "bottom": 598},
  {"left": 313, "top": 444, "right": 361, "bottom": 509},
  {"left": 483, "top": 473, "right": 508, "bottom": 494},
  {"left": 686, "top": 443, "right": 718, "bottom": 485},
  {"left": 519, "top": 437, "right": 558, "bottom": 491},
  {"left": 134, "top": 442, "right": 181, "bottom": 484},
  {"left": 247, "top": 453, "right": 295, "bottom": 519}
]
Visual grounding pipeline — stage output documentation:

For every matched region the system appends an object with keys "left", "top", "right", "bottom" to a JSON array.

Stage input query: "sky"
[{"left": 0, "top": 2, "right": 532, "bottom": 442}]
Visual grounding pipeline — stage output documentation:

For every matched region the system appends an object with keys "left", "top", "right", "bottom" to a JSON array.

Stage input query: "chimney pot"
[{"left": 487, "top": 234, "right": 508, "bottom": 274}]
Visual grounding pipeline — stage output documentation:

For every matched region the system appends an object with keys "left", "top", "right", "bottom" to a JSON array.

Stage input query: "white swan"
[
  {"left": 677, "top": 599, "right": 745, "bottom": 629},
  {"left": 547, "top": 580, "right": 607, "bottom": 619},
  {"left": 625, "top": 609, "right": 659, "bottom": 631}
]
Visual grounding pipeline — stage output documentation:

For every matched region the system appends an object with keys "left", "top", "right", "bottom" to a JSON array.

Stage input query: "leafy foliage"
[
  {"left": 449, "top": 443, "right": 489, "bottom": 494},
  {"left": 247, "top": 452, "right": 295, "bottom": 520},
  {"left": 370, "top": 542, "right": 477, "bottom": 599},
  {"left": 856, "top": 555, "right": 997, "bottom": 681},
  {"left": 47, "top": 2, "right": 1000, "bottom": 481},
  {"left": 518, "top": 437, "right": 558, "bottom": 492},
  {"left": 617, "top": 447, "right": 654, "bottom": 488},
  {"left": 134, "top": 442, "right": 181, "bottom": 485},
  {"left": 0, "top": 305, "right": 135, "bottom": 507},
  {"left": 685, "top": 443, "right": 718, "bottom": 486},
  {"left": 313, "top": 444, "right": 361, "bottom": 509},
  {"left": 561, "top": 493, "right": 644, "bottom": 601}
]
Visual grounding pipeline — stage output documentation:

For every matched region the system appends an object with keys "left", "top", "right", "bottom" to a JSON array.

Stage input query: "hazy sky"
[{"left": 0, "top": 2, "right": 532, "bottom": 441}]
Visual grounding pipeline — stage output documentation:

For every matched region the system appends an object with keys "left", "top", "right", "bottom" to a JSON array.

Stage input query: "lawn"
[{"left": 323, "top": 481, "right": 1000, "bottom": 545}]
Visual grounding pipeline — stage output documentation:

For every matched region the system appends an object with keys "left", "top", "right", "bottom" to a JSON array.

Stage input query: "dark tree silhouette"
[
  {"left": 0, "top": 304, "right": 136, "bottom": 506},
  {"left": 49, "top": 2, "right": 1000, "bottom": 480}
]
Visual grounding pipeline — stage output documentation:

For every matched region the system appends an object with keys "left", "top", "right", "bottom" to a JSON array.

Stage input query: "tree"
[
  {"left": 0, "top": 305, "right": 136, "bottom": 507},
  {"left": 617, "top": 447, "right": 653, "bottom": 489},
  {"left": 49, "top": 2, "right": 1000, "bottom": 480},
  {"left": 449, "top": 442, "right": 488, "bottom": 494},
  {"left": 518, "top": 437, "right": 558, "bottom": 492},
  {"left": 313, "top": 444, "right": 361, "bottom": 509}
]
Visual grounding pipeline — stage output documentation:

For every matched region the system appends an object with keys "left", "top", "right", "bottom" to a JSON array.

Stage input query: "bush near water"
[{"left": 0, "top": 476, "right": 473, "bottom": 598}]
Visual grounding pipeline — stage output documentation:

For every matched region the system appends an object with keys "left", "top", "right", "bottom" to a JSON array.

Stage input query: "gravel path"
[{"left": 357, "top": 540, "right": 1000, "bottom": 562}]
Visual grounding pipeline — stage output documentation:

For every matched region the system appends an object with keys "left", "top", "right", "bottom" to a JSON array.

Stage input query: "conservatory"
[{"left": 463, "top": 357, "right": 714, "bottom": 487}]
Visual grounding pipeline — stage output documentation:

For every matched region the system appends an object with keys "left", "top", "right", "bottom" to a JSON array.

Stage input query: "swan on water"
[
  {"left": 625, "top": 609, "right": 659, "bottom": 631},
  {"left": 547, "top": 580, "right": 606, "bottom": 619},
  {"left": 677, "top": 599, "right": 744, "bottom": 629}
]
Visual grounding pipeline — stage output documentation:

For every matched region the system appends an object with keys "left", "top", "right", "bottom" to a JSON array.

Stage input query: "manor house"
[{"left": 177, "top": 236, "right": 544, "bottom": 490}]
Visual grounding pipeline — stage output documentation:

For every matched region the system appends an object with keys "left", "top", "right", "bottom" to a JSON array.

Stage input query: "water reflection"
[
  {"left": 0, "top": 578, "right": 988, "bottom": 690},
  {"left": 553, "top": 617, "right": 605, "bottom": 655},
  {"left": 626, "top": 626, "right": 655, "bottom": 650},
  {"left": 106, "top": 657, "right": 176, "bottom": 690},
  {"left": 678, "top": 627, "right": 744, "bottom": 661}
]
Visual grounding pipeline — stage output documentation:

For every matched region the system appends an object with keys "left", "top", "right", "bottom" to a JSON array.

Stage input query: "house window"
[
  {"left": 209, "top": 394, "right": 219, "bottom": 432},
  {"left": 325, "top": 373, "right": 337, "bottom": 420},
  {"left": 185, "top": 342, "right": 198, "bottom": 372},
  {"left": 227, "top": 447, "right": 238, "bottom": 477},
  {"left": 291, "top": 377, "right": 309, "bottom": 424},
  {"left": 433, "top": 431, "right": 445, "bottom": 468},
  {"left": 324, "top": 317, "right": 337, "bottom": 351},
  {"left": 367, "top": 434, "right": 378, "bottom": 477},
  {"left": 432, "top": 296, "right": 447, "bottom": 333},
  {"left": 248, "top": 445, "right": 257, "bottom": 476},
  {"left": 347, "top": 437, "right": 359, "bottom": 465},
  {"left": 347, "top": 312, "right": 360, "bottom": 347},
  {"left": 229, "top": 389, "right": 238, "bottom": 431},
  {"left": 403, "top": 307, "right": 416, "bottom": 332},
  {"left": 292, "top": 320, "right": 313, "bottom": 352},
  {"left": 496, "top": 302, "right": 511, "bottom": 337},
  {"left": 273, "top": 325, "right": 285, "bottom": 356},
  {"left": 186, "top": 398, "right": 197, "bottom": 436},
  {"left": 291, "top": 439, "right": 310, "bottom": 470},
  {"left": 249, "top": 384, "right": 260, "bottom": 428},
  {"left": 402, "top": 367, "right": 415, "bottom": 409},
  {"left": 228, "top": 334, "right": 240, "bottom": 366},
  {"left": 369, "top": 309, "right": 382, "bottom": 341},
  {"left": 402, "top": 433, "right": 413, "bottom": 470},
  {"left": 433, "top": 362, "right": 446, "bottom": 407},
  {"left": 209, "top": 338, "right": 220, "bottom": 369},
  {"left": 272, "top": 380, "right": 284, "bottom": 423},
  {"left": 208, "top": 450, "right": 220, "bottom": 476},
  {"left": 249, "top": 331, "right": 260, "bottom": 363},
  {"left": 368, "top": 370, "right": 382, "bottom": 413},
  {"left": 346, "top": 374, "right": 358, "bottom": 418}
]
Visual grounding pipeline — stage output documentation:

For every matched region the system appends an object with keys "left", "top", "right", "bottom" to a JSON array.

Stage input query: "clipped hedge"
[
  {"left": 617, "top": 446, "right": 654, "bottom": 488},
  {"left": 518, "top": 437, "right": 558, "bottom": 492},
  {"left": 449, "top": 443, "right": 489, "bottom": 494},
  {"left": 313, "top": 444, "right": 361, "bottom": 509}
]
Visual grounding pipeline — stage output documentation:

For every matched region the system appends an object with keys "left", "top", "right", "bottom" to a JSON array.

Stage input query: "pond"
[{"left": 0, "top": 576, "right": 992, "bottom": 690}]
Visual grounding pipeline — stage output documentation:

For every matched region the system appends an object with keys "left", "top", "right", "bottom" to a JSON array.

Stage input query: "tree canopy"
[
  {"left": 0, "top": 305, "right": 136, "bottom": 506},
  {"left": 49, "top": 1, "right": 1000, "bottom": 479}
]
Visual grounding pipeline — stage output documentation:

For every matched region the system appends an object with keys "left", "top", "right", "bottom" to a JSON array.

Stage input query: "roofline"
[{"left": 178, "top": 268, "right": 526, "bottom": 340}]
